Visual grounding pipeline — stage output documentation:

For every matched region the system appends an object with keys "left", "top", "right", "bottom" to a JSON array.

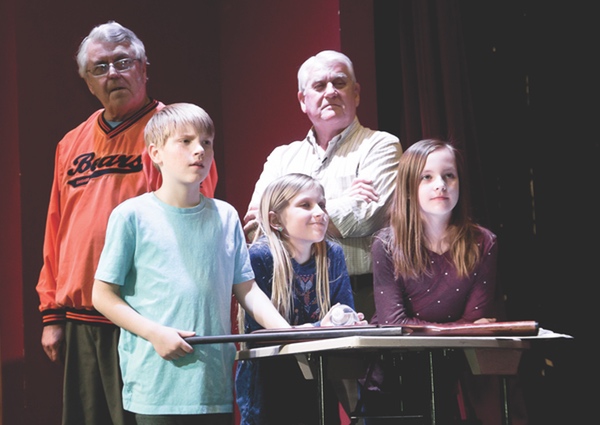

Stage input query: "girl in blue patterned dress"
[{"left": 235, "top": 173, "right": 364, "bottom": 425}]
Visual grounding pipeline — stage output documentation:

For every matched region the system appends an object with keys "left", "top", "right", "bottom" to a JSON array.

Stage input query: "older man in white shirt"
[{"left": 244, "top": 50, "right": 402, "bottom": 321}]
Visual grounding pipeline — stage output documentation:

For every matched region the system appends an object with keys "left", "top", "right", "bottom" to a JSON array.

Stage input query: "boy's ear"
[{"left": 147, "top": 143, "right": 161, "bottom": 165}]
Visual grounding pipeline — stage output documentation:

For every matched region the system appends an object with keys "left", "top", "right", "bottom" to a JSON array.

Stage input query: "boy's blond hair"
[{"left": 144, "top": 102, "right": 214, "bottom": 150}]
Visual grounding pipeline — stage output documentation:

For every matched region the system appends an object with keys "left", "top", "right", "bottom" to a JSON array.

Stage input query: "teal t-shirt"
[{"left": 95, "top": 192, "right": 254, "bottom": 414}]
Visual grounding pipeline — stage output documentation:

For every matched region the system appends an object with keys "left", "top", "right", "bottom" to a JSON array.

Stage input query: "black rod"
[{"left": 184, "top": 326, "right": 406, "bottom": 345}]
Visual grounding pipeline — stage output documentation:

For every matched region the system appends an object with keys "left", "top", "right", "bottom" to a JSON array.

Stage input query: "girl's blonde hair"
[
  {"left": 383, "top": 139, "right": 481, "bottom": 279},
  {"left": 238, "top": 173, "right": 332, "bottom": 333}
]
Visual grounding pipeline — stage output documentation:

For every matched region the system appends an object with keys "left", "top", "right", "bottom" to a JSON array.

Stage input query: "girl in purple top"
[
  {"left": 371, "top": 138, "right": 498, "bottom": 327},
  {"left": 362, "top": 139, "right": 527, "bottom": 424}
]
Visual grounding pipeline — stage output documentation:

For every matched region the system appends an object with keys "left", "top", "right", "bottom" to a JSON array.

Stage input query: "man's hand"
[
  {"left": 243, "top": 206, "right": 259, "bottom": 242},
  {"left": 41, "top": 324, "right": 65, "bottom": 363},
  {"left": 346, "top": 178, "right": 379, "bottom": 203}
]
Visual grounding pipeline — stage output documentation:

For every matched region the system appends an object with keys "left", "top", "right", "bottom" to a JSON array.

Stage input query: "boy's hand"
[{"left": 149, "top": 326, "right": 195, "bottom": 360}]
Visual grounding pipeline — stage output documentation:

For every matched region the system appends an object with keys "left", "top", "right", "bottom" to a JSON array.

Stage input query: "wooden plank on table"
[{"left": 400, "top": 321, "right": 539, "bottom": 336}]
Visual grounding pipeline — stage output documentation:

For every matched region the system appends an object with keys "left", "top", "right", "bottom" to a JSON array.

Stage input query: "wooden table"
[{"left": 236, "top": 329, "right": 570, "bottom": 424}]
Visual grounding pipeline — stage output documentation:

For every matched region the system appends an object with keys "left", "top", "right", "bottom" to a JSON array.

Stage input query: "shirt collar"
[{"left": 306, "top": 117, "right": 360, "bottom": 154}]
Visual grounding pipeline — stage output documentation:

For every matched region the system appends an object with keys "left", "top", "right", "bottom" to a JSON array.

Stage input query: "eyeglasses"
[{"left": 87, "top": 58, "right": 139, "bottom": 77}]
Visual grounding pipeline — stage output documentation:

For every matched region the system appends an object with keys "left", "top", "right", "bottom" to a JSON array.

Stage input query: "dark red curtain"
[
  {"left": 372, "top": 0, "right": 488, "bottom": 223},
  {"left": 370, "top": 2, "right": 591, "bottom": 424}
]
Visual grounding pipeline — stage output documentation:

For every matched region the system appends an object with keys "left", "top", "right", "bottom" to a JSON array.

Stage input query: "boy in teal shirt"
[{"left": 93, "top": 103, "right": 290, "bottom": 424}]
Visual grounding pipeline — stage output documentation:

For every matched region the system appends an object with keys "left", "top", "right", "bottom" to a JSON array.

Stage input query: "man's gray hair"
[
  {"left": 76, "top": 21, "right": 147, "bottom": 78},
  {"left": 297, "top": 50, "right": 356, "bottom": 93}
]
